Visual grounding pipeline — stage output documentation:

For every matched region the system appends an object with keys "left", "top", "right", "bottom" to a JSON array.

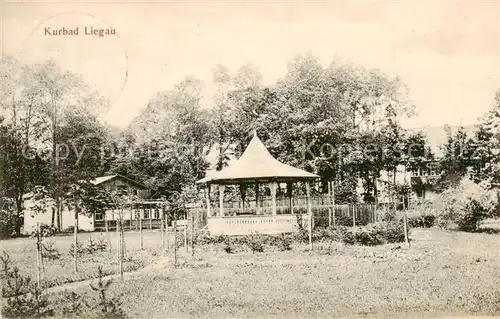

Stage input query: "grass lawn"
[
  {"left": 44, "top": 227, "right": 500, "bottom": 318},
  {"left": 0, "top": 230, "right": 172, "bottom": 290}
]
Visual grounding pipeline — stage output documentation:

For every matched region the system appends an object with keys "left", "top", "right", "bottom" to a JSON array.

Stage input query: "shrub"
[
  {"left": 30, "top": 224, "right": 57, "bottom": 238},
  {"left": 335, "top": 220, "right": 407, "bottom": 246},
  {"left": 434, "top": 178, "right": 499, "bottom": 232},
  {"left": 69, "top": 238, "right": 108, "bottom": 257},
  {"left": 333, "top": 214, "right": 354, "bottom": 227},
  {"left": 407, "top": 214, "right": 436, "bottom": 228},
  {"left": 373, "top": 221, "right": 407, "bottom": 243},
  {"left": 86, "top": 238, "right": 108, "bottom": 254},
  {"left": 61, "top": 291, "right": 89, "bottom": 317},
  {"left": 223, "top": 244, "right": 234, "bottom": 254},
  {"left": 69, "top": 242, "right": 86, "bottom": 257},
  {"left": 292, "top": 228, "right": 309, "bottom": 243},
  {"left": 279, "top": 234, "right": 292, "bottom": 251},
  {"left": 62, "top": 226, "right": 87, "bottom": 233},
  {"left": 41, "top": 240, "right": 61, "bottom": 261},
  {"left": 57, "top": 266, "right": 126, "bottom": 318},
  {"left": 0, "top": 210, "right": 17, "bottom": 240},
  {"left": 246, "top": 235, "right": 264, "bottom": 253},
  {"left": 0, "top": 251, "right": 53, "bottom": 317},
  {"left": 457, "top": 199, "right": 487, "bottom": 232},
  {"left": 88, "top": 265, "right": 127, "bottom": 318}
]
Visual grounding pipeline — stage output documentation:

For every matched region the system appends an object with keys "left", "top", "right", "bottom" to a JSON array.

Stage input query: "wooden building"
[
  {"left": 91, "top": 174, "right": 167, "bottom": 231},
  {"left": 23, "top": 174, "right": 168, "bottom": 233},
  {"left": 196, "top": 131, "right": 320, "bottom": 239}
]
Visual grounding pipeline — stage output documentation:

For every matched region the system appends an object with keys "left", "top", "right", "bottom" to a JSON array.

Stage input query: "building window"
[
  {"left": 117, "top": 185, "right": 128, "bottom": 195},
  {"left": 154, "top": 209, "right": 159, "bottom": 219},
  {"left": 95, "top": 213, "right": 104, "bottom": 221},
  {"left": 144, "top": 209, "right": 150, "bottom": 219}
]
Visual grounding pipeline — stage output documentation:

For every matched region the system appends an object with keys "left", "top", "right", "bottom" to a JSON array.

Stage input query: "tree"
[
  {"left": 475, "top": 90, "right": 500, "bottom": 188},
  {"left": 0, "top": 57, "right": 51, "bottom": 235},
  {"left": 437, "top": 126, "right": 476, "bottom": 191},
  {"left": 66, "top": 181, "right": 112, "bottom": 273},
  {"left": 221, "top": 53, "right": 416, "bottom": 202},
  {"left": 0, "top": 117, "right": 50, "bottom": 235},
  {"left": 116, "top": 77, "right": 211, "bottom": 199},
  {"left": 210, "top": 64, "right": 236, "bottom": 171},
  {"left": 24, "top": 59, "right": 109, "bottom": 230}
]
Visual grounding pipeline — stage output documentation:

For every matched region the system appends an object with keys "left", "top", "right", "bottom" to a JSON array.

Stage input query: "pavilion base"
[{"left": 207, "top": 214, "right": 310, "bottom": 236}]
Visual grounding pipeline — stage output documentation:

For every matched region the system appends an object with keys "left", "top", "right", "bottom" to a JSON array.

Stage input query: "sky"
[{"left": 2, "top": 1, "right": 499, "bottom": 130}]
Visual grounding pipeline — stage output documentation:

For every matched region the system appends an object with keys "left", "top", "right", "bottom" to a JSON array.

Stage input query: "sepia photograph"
[{"left": 0, "top": 1, "right": 499, "bottom": 318}]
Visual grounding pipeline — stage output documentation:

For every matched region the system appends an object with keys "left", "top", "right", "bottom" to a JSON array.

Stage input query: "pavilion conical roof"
[{"left": 196, "top": 132, "right": 319, "bottom": 184}]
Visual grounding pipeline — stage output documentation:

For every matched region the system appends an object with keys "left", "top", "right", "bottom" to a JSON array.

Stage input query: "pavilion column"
[
  {"left": 255, "top": 183, "right": 260, "bottom": 215},
  {"left": 218, "top": 185, "right": 225, "bottom": 217},
  {"left": 239, "top": 183, "right": 248, "bottom": 213},
  {"left": 205, "top": 184, "right": 211, "bottom": 217},
  {"left": 287, "top": 182, "right": 293, "bottom": 215},
  {"left": 270, "top": 182, "right": 278, "bottom": 215},
  {"left": 306, "top": 181, "right": 313, "bottom": 250}
]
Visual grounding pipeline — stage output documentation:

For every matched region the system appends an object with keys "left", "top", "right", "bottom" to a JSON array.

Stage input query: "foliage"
[
  {"left": 278, "top": 233, "right": 293, "bottom": 251},
  {"left": 0, "top": 209, "right": 17, "bottom": 239},
  {"left": 407, "top": 213, "right": 436, "bottom": 228},
  {"left": 117, "top": 78, "right": 210, "bottom": 199},
  {"left": 223, "top": 242, "right": 234, "bottom": 254},
  {"left": 474, "top": 90, "right": 500, "bottom": 188},
  {"left": 246, "top": 235, "right": 265, "bottom": 253},
  {"left": 30, "top": 224, "right": 57, "bottom": 238},
  {"left": 68, "top": 241, "right": 85, "bottom": 257},
  {"left": 436, "top": 90, "right": 500, "bottom": 190},
  {"left": 0, "top": 113, "right": 50, "bottom": 236},
  {"left": 41, "top": 240, "right": 61, "bottom": 261},
  {"left": 88, "top": 265, "right": 127, "bottom": 318},
  {"left": 0, "top": 251, "right": 53, "bottom": 317},
  {"left": 60, "top": 291, "right": 89, "bottom": 317},
  {"left": 336, "top": 220, "right": 407, "bottom": 246},
  {"left": 434, "top": 178, "right": 499, "bottom": 232},
  {"left": 436, "top": 126, "right": 476, "bottom": 191},
  {"left": 57, "top": 265, "right": 127, "bottom": 318}
]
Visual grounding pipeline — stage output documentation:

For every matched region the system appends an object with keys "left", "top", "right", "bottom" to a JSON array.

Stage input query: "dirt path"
[
  {"left": 47, "top": 255, "right": 171, "bottom": 295},
  {"left": 2, "top": 255, "right": 172, "bottom": 298}
]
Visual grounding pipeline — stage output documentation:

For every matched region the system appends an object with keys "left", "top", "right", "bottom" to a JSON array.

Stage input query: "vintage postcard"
[{"left": 1, "top": 1, "right": 499, "bottom": 318}]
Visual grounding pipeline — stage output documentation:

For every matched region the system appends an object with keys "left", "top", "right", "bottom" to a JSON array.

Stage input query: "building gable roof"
[{"left": 90, "top": 174, "right": 148, "bottom": 189}]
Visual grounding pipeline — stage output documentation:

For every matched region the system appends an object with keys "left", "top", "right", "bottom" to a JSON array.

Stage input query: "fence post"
[
  {"left": 403, "top": 209, "right": 409, "bottom": 247},
  {"left": 306, "top": 182, "right": 312, "bottom": 250},
  {"left": 328, "top": 182, "right": 332, "bottom": 227},
  {"left": 36, "top": 222, "right": 41, "bottom": 290},
  {"left": 331, "top": 181, "right": 336, "bottom": 227},
  {"left": 130, "top": 209, "right": 133, "bottom": 231},
  {"left": 352, "top": 205, "right": 356, "bottom": 227},
  {"left": 191, "top": 214, "right": 194, "bottom": 257},
  {"left": 105, "top": 212, "right": 112, "bottom": 253},
  {"left": 165, "top": 211, "right": 169, "bottom": 252},
  {"left": 184, "top": 225, "right": 188, "bottom": 252},
  {"left": 119, "top": 210, "right": 124, "bottom": 280},
  {"left": 173, "top": 216, "right": 177, "bottom": 268},
  {"left": 161, "top": 209, "right": 165, "bottom": 250},
  {"left": 140, "top": 209, "right": 143, "bottom": 250},
  {"left": 116, "top": 212, "right": 120, "bottom": 259},
  {"left": 149, "top": 208, "right": 152, "bottom": 230}
]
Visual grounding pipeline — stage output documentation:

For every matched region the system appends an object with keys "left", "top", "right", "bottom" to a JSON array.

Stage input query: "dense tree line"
[{"left": 1, "top": 53, "right": 498, "bottom": 235}]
